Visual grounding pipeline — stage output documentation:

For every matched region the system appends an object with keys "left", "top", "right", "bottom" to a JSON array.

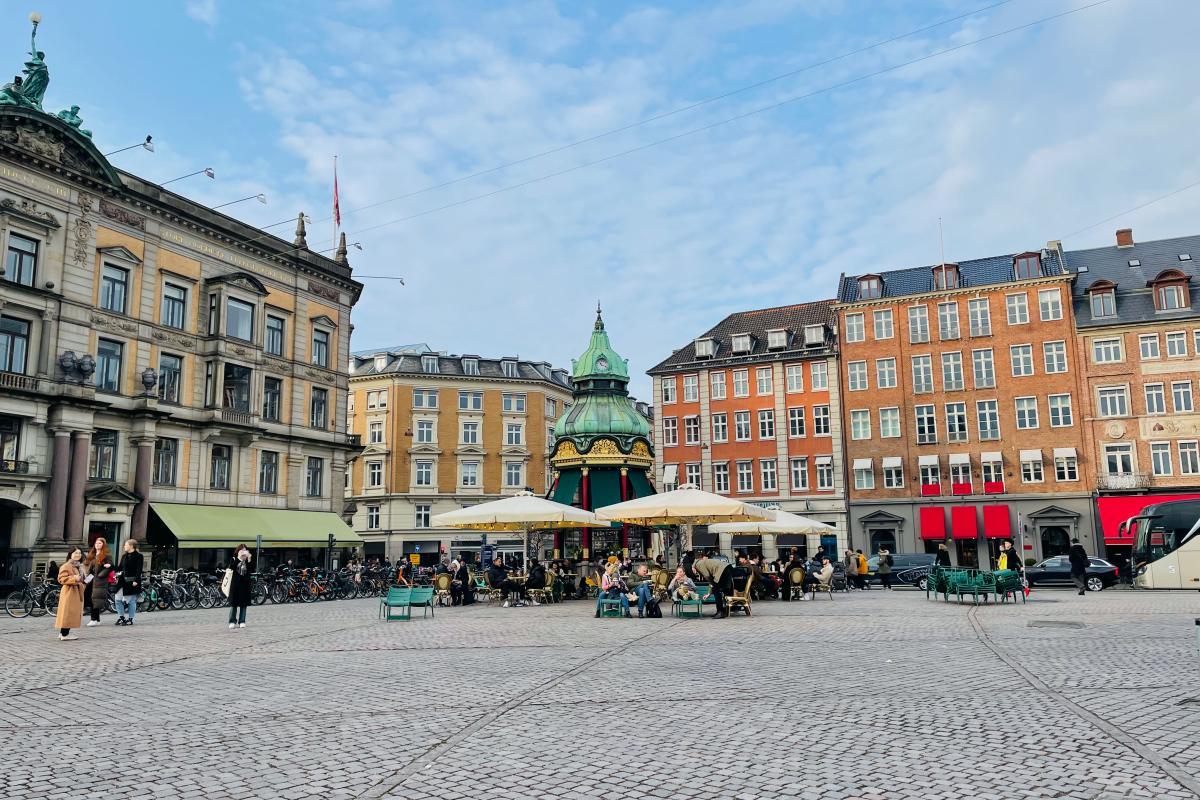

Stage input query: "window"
[
  {"left": 210, "top": 445, "right": 231, "bottom": 490},
  {"left": 157, "top": 353, "right": 182, "bottom": 403},
  {"left": 1048, "top": 394, "right": 1073, "bottom": 427},
  {"left": 683, "top": 374, "right": 699, "bottom": 402},
  {"left": 685, "top": 463, "right": 701, "bottom": 487},
  {"left": 421, "top": 355, "right": 439, "bottom": 374},
  {"left": 367, "top": 460, "right": 383, "bottom": 487},
  {"left": 1015, "top": 397, "right": 1039, "bottom": 429},
  {"left": 873, "top": 309, "right": 894, "bottom": 340},
  {"left": 89, "top": 430, "right": 117, "bottom": 479},
  {"left": 415, "top": 504, "right": 431, "bottom": 528},
  {"left": 1009, "top": 345, "right": 1034, "bottom": 377},
  {"left": 1055, "top": 456, "right": 1078, "bottom": 482},
  {"left": 816, "top": 461, "right": 834, "bottom": 491},
  {"left": 500, "top": 394, "right": 526, "bottom": 413},
  {"left": 368, "top": 421, "right": 384, "bottom": 444},
  {"left": 506, "top": 422, "right": 525, "bottom": 446},
  {"left": 684, "top": 417, "right": 700, "bottom": 445},
  {"left": 937, "top": 302, "right": 959, "bottom": 340},
  {"left": 311, "top": 329, "right": 330, "bottom": 367},
  {"left": 1092, "top": 338, "right": 1123, "bottom": 363},
  {"left": 458, "top": 391, "right": 482, "bottom": 411},
  {"left": 850, "top": 409, "right": 871, "bottom": 440},
  {"left": 258, "top": 450, "right": 279, "bottom": 493},
  {"left": 207, "top": 293, "right": 219, "bottom": 335},
  {"left": 804, "top": 325, "right": 825, "bottom": 346},
  {"left": 736, "top": 461, "right": 754, "bottom": 493},
  {"left": 945, "top": 402, "right": 967, "bottom": 442},
  {"left": 711, "top": 371, "right": 727, "bottom": 399},
  {"left": 1098, "top": 387, "right": 1129, "bottom": 417},
  {"left": 810, "top": 362, "right": 828, "bottom": 390},
  {"left": 760, "top": 459, "right": 778, "bottom": 491},
  {"left": 854, "top": 465, "right": 874, "bottom": 490},
  {"left": 713, "top": 463, "right": 730, "bottom": 493},
  {"left": 879, "top": 407, "right": 900, "bottom": 438},
  {"left": 1104, "top": 443, "right": 1133, "bottom": 476},
  {"left": 972, "top": 348, "right": 995, "bottom": 389},
  {"left": 310, "top": 387, "right": 328, "bottom": 428},
  {"left": 461, "top": 358, "right": 479, "bottom": 376},
  {"left": 813, "top": 405, "right": 830, "bottom": 436},
  {"left": 416, "top": 420, "right": 434, "bottom": 444},
  {"left": 908, "top": 306, "right": 929, "bottom": 343},
  {"left": 153, "top": 438, "right": 177, "bottom": 485},
  {"left": 1139, "top": 334, "right": 1160, "bottom": 360},
  {"left": 1145, "top": 383, "right": 1166, "bottom": 415},
  {"left": 915, "top": 405, "right": 937, "bottom": 444},
  {"left": 414, "top": 388, "right": 438, "bottom": 409},
  {"left": 787, "top": 407, "right": 806, "bottom": 438},
  {"left": 950, "top": 462, "right": 970, "bottom": 487},
  {"left": 366, "top": 505, "right": 380, "bottom": 530},
  {"left": 767, "top": 329, "right": 788, "bottom": 349},
  {"left": 712, "top": 413, "right": 728, "bottom": 442},
  {"left": 367, "top": 389, "right": 388, "bottom": 409},
  {"left": 1151, "top": 442, "right": 1172, "bottom": 476},
  {"left": 1014, "top": 253, "right": 1041, "bottom": 279},
  {"left": 1021, "top": 458, "right": 1044, "bottom": 483},
  {"left": 96, "top": 338, "right": 123, "bottom": 392},
  {"left": 460, "top": 461, "right": 480, "bottom": 487},
  {"left": 1091, "top": 290, "right": 1116, "bottom": 319},
  {"left": 734, "top": 411, "right": 751, "bottom": 441},
  {"left": 663, "top": 417, "right": 678, "bottom": 446},
  {"left": 161, "top": 283, "right": 187, "bottom": 330},
  {"left": 911, "top": 355, "right": 933, "bottom": 393},
  {"left": 968, "top": 298, "right": 991, "bottom": 336},
  {"left": 225, "top": 298, "right": 254, "bottom": 341},
  {"left": 845, "top": 313, "right": 865, "bottom": 343},
  {"left": 790, "top": 458, "right": 809, "bottom": 491},
  {"left": 0, "top": 316, "right": 30, "bottom": 373},
  {"left": 756, "top": 367, "right": 773, "bottom": 396},
  {"left": 858, "top": 276, "right": 882, "bottom": 300},
  {"left": 976, "top": 400, "right": 1000, "bottom": 440},
  {"left": 941, "top": 352, "right": 964, "bottom": 391},
  {"left": 257, "top": 315, "right": 283, "bottom": 357},
  {"left": 204, "top": 361, "right": 215, "bottom": 407},
  {"left": 784, "top": 365, "right": 802, "bottom": 393},
  {"left": 1043, "top": 341, "right": 1067, "bottom": 374},
  {"left": 933, "top": 264, "right": 959, "bottom": 290},
  {"left": 262, "top": 377, "right": 282, "bottom": 421},
  {"left": 100, "top": 265, "right": 129, "bottom": 313},
  {"left": 1006, "top": 294, "right": 1028, "bottom": 325},
  {"left": 919, "top": 464, "right": 940, "bottom": 488},
  {"left": 1179, "top": 441, "right": 1200, "bottom": 476},
  {"left": 505, "top": 462, "right": 523, "bottom": 487},
  {"left": 847, "top": 361, "right": 868, "bottom": 391},
  {"left": 4, "top": 233, "right": 37, "bottom": 286},
  {"left": 982, "top": 460, "right": 1003, "bottom": 484},
  {"left": 732, "top": 369, "right": 749, "bottom": 397},
  {"left": 753, "top": 410, "right": 772, "bottom": 441},
  {"left": 1038, "top": 289, "right": 1062, "bottom": 321},
  {"left": 731, "top": 334, "right": 752, "bottom": 353},
  {"left": 415, "top": 460, "right": 433, "bottom": 486},
  {"left": 884, "top": 463, "right": 904, "bottom": 488},
  {"left": 501, "top": 360, "right": 518, "bottom": 378},
  {"left": 220, "top": 364, "right": 251, "bottom": 411},
  {"left": 1156, "top": 283, "right": 1186, "bottom": 311},
  {"left": 462, "top": 421, "right": 480, "bottom": 445},
  {"left": 695, "top": 338, "right": 715, "bottom": 358},
  {"left": 1166, "top": 332, "right": 1188, "bottom": 357},
  {"left": 876, "top": 358, "right": 896, "bottom": 388},
  {"left": 661, "top": 378, "right": 676, "bottom": 403},
  {"left": 1172, "top": 381, "right": 1194, "bottom": 413}
]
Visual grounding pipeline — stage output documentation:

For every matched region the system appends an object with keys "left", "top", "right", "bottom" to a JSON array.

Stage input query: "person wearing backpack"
[
  {"left": 855, "top": 550, "right": 869, "bottom": 590},
  {"left": 877, "top": 548, "right": 894, "bottom": 590}
]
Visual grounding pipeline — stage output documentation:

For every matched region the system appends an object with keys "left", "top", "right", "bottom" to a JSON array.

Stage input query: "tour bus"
[{"left": 1123, "top": 499, "right": 1200, "bottom": 590}]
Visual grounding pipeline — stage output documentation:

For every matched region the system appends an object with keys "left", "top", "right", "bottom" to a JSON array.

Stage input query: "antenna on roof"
[{"left": 938, "top": 217, "right": 946, "bottom": 268}]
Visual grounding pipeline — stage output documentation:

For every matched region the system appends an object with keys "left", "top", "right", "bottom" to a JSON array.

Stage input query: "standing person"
[
  {"left": 1069, "top": 538, "right": 1089, "bottom": 595},
  {"left": 54, "top": 548, "right": 85, "bottom": 641},
  {"left": 877, "top": 548, "right": 894, "bottom": 590},
  {"left": 114, "top": 539, "right": 143, "bottom": 625},
  {"left": 83, "top": 538, "right": 114, "bottom": 626},
  {"left": 693, "top": 551, "right": 732, "bottom": 619},
  {"left": 998, "top": 541, "right": 1020, "bottom": 573},
  {"left": 844, "top": 550, "right": 859, "bottom": 590},
  {"left": 227, "top": 544, "right": 253, "bottom": 629},
  {"left": 855, "top": 549, "right": 869, "bottom": 590},
  {"left": 936, "top": 543, "right": 952, "bottom": 567}
]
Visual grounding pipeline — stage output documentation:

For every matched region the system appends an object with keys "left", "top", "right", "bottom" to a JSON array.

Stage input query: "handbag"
[{"left": 220, "top": 568, "right": 233, "bottom": 597}]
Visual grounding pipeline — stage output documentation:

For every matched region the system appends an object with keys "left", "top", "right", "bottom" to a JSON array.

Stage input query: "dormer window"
[
  {"left": 803, "top": 324, "right": 824, "bottom": 346},
  {"left": 1151, "top": 269, "right": 1189, "bottom": 311},
  {"left": 1013, "top": 253, "right": 1042, "bottom": 280},
  {"left": 932, "top": 264, "right": 960, "bottom": 290},
  {"left": 1087, "top": 280, "right": 1117, "bottom": 319},
  {"left": 374, "top": 355, "right": 387, "bottom": 372},
  {"left": 421, "top": 355, "right": 440, "bottom": 374},
  {"left": 731, "top": 334, "right": 752, "bottom": 354},
  {"left": 462, "top": 357, "right": 479, "bottom": 376},
  {"left": 501, "top": 359, "right": 518, "bottom": 378},
  {"left": 695, "top": 338, "right": 715, "bottom": 358},
  {"left": 766, "top": 329, "right": 789, "bottom": 349},
  {"left": 857, "top": 275, "right": 882, "bottom": 300}
]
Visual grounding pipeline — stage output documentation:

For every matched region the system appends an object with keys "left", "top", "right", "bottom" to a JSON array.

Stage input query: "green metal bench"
[
  {"left": 380, "top": 587, "right": 412, "bottom": 621},
  {"left": 673, "top": 585, "right": 712, "bottom": 618},
  {"left": 598, "top": 595, "right": 624, "bottom": 617},
  {"left": 409, "top": 587, "right": 436, "bottom": 618},
  {"left": 994, "top": 569, "right": 1026, "bottom": 604}
]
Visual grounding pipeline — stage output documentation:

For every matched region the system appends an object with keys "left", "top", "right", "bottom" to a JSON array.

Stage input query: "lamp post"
[
  {"left": 104, "top": 135, "right": 154, "bottom": 157},
  {"left": 161, "top": 167, "right": 214, "bottom": 186},
  {"left": 213, "top": 193, "right": 266, "bottom": 210}
]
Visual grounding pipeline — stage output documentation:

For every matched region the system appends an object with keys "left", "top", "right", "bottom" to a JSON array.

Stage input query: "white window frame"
[
  {"left": 1038, "top": 288, "right": 1062, "bottom": 321},
  {"left": 1043, "top": 340, "right": 1067, "bottom": 374},
  {"left": 1006, "top": 293, "right": 1029, "bottom": 325},
  {"left": 876, "top": 357, "right": 896, "bottom": 389}
]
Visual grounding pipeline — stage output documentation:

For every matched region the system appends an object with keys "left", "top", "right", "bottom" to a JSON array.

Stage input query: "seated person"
[
  {"left": 626, "top": 565, "right": 656, "bottom": 617},
  {"left": 594, "top": 564, "right": 631, "bottom": 618},
  {"left": 486, "top": 557, "right": 525, "bottom": 607},
  {"left": 667, "top": 566, "right": 696, "bottom": 601},
  {"left": 451, "top": 559, "right": 473, "bottom": 606},
  {"left": 750, "top": 557, "right": 778, "bottom": 600},
  {"left": 526, "top": 559, "right": 547, "bottom": 604},
  {"left": 802, "top": 558, "right": 834, "bottom": 599}
]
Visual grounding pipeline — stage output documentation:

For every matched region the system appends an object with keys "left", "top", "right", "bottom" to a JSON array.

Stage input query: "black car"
[
  {"left": 865, "top": 553, "right": 937, "bottom": 589},
  {"left": 1024, "top": 556, "right": 1119, "bottom": 592}
]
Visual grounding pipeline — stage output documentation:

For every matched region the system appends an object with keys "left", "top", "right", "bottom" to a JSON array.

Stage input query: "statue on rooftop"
[
  {"left": 20, "top": 14, "right": 48, "bottom": 110},
  {"left": 55, "top": 104, "right": 91, "bottom": 138},
  {"left": 0, "top": 74, "right": 30, "bottom": 106}
]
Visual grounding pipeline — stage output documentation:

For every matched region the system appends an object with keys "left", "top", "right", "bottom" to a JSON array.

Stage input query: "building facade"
[
  {"left": 345, "top": 345, "right": 573, "bottom": 565},
  {"left": 834, "top": 246, "right": 1098, "bottom": 566},
  {"left": 1067, "top": 228, "right": 1200, "bottom": 566},
  {"left": 648, "top": 302, "right": 848, "bottom": 559},
  {"left": 0, "top": 105, "right": 361, "bottom": 578}
]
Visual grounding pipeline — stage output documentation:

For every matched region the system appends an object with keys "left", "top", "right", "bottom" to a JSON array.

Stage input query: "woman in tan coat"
[{"left": 55, "top": 547, "right": 85, "bottom": 641}]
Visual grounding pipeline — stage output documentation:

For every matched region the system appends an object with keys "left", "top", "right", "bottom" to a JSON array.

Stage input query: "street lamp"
[
  {"left": 104, "top": 135, "right": 154, "bottom": 157},
  {"left": 212, "top": 193, "right": 266, "bottom": 210},
  {"left": 161, "top": 167, "right": 214, "bottom": 186},
  {"left": 317, "top": 241, "right": 363, "bottom": 254}
]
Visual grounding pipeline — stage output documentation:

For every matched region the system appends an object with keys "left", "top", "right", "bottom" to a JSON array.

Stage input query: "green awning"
[
  {"left": 551, "top": 470, "right": 582, "bottom": 506},
  {"left": 151, "top": 503, "right": 361, "bottom": 549},
  {"left": 628, "top": 470, "right": 654, "bottom": 499},
  {"left": 589, "top": 469, "right": 623, "bottom": 510}
]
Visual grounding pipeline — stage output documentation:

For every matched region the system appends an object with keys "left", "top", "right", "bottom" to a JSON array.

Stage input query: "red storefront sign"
[{"left": 1096, "top": 493, "right": 1200, "bottom": 544}]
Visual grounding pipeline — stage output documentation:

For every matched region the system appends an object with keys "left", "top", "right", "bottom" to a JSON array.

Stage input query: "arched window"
[
  {"left": 1013, "top": 252, "right": 1042, "bottom": 280},
  {"left": 1087, "top": 279, "right": 1117, "bottom": 319},
  {"left": 1150, "top": 269, "right": 1189, "bottom": 311}
]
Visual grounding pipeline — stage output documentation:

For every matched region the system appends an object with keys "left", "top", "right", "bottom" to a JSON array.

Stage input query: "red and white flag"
[{"left": 332, "top": 156, "right": 341, "bottom": 228}]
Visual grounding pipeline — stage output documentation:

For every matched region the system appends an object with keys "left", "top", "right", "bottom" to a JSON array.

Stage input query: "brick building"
[
  {"left": 648, "top": 302, "right": 847, "bottom": 559},
  {"left": 833, "top": 246, "right": 1097, "bottom": 566}
]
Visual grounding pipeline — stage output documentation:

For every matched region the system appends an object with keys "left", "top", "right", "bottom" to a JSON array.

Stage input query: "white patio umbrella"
[
  {"left": 431, "top": 491, "right": 600, "bottom": 564},
  {"left": 708, "top": 510, "right": 833, "bottom": 535}
]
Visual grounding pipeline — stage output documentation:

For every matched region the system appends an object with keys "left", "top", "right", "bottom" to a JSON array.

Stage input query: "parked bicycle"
[{"left": 4, "top": 573, "right": 60, "bottom": 619}]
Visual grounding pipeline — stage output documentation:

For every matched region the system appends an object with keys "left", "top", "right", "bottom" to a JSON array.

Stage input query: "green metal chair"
[{"left": 381, "top": 587, "right": 412, "bottom": 621}]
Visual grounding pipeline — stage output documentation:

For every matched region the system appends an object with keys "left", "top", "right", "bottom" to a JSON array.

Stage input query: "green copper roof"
[
  {"left": 571, "top": 306, "right": 630, "bottom": 382},
  {"left": 553, "top": 392, "right": 652, "bottom": 440}
]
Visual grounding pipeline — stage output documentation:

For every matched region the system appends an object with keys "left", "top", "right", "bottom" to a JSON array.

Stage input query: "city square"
[{"left": 3, "top": 588, "right": 1200, "bottom": 800}]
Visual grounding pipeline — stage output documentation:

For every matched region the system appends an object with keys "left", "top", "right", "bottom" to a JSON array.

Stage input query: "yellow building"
[{"left": 345, "top": 347, "right": 573, "bottom": 564}]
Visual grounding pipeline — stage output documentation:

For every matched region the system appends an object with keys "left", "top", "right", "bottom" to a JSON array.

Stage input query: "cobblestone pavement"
[{"left": 2, "top": 588, "right": 1199, "bottom": 800}]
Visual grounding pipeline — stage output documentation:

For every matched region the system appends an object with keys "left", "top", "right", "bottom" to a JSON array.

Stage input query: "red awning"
[
  {"left": 919, "top": 506, "right": 946, "bottom": 540},
  {"left": 1096, "top": 493, "right": 1200, "bottom": 544},
  {"left": 951, "top": 506, "right": 978, "bottom": 540},
  {"left": 983, "top": 505, "right": 1011, "bottom": 539}
]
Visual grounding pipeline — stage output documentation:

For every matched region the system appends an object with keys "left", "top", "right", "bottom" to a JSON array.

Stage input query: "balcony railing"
[
  {"left": 1098, "top": 472, "right": 1152, "bottom": 491},
  {"left": 983, "top": 481, "right": 1005, "bottom": 494},
  {"left": 215, "top": 407, "right": 255, "bottom": 426},
  {"left": 0, "top": 459, "right": 30, "bottom": 474},
  {"left": 920, "top": 483, "right": 941, "bottom": 497},
  {"left": 0, "top": 371, "right": 38, "bottom": 392}
]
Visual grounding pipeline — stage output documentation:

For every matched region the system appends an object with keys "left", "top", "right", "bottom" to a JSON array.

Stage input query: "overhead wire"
[{"left": 1063, "top": 177, "right": 1200, "bottom": 240}]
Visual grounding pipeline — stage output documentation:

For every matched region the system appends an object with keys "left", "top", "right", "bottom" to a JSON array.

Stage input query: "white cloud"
[{"left": 185, "top": 0, "right": 218, "bottom": 27}]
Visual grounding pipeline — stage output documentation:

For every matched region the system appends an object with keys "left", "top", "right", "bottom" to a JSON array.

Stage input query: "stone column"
[
  {"left": 130, "top": 438, "right": 154, "bottom": 541},
  {"left": 44, "top": 429, "right": 72, "bottom": 541},
  {"left": 580, "top": 467, "right": 590, "bottom": 560},
  {"left": 65, "top": 431, "right": 91, "bottom": 543}
]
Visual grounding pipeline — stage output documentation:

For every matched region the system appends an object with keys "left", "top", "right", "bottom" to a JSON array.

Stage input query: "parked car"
[
  {"left": 1025, "top": 556, "right": 1119, "bottom": 592},
  {"left": 865, "top": 553, "right": 937, "bottom": 589}
]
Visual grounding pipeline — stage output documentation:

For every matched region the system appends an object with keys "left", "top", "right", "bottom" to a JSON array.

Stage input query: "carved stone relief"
[
  {"left": 307, "top": 280, "right": 340, "bottom": 303},
  {"left": 99, "top": 199, "right": 146, "bottom": 231},
  {"left": 90, "top": 313, "right": 138, "bottom": 334},
  {"left": 0, "top": 196, "right": 61, "bottom": 228},
  {"left": 72, "top": 192, "right": 93, "bottom": 265}
]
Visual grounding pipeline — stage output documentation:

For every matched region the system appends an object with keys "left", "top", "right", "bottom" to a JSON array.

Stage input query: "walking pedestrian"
[
  {"left": 84, "top": 538, "right": 114, "bottom": 627},
  {"left": 936, "top": 543, "right": 951, "bottom": 567},
  {"left": 855, "top": 549, "right": 869, "bottom": 589},
  {"left": 114, "top": 539, "right": 143, "bottom": 626},
  {"left": 998, "top": 541, "right": 1023, "bottom": 575},
  {"left": 877, "top": 548, "right": 894, "bottom": 590},
  {"left": 844, "top": 550, "right": 859, "bottom": 589},
  {"left": 1069, "top": 538, "right": 1089, "bottom": 595},
  {"left": 54, "top": 547, "right": 85, "bottom": 641},
  {"left": 693, "top": 550, "right": 732, "bottom": 618},
  {"left": 227, "top": 544, "right": 253, "bottom": 629}
]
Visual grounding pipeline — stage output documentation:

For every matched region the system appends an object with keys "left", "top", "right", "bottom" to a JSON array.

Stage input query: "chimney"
[{"left": 1116, "top": 228, "right": 1134, "bottom": 248}]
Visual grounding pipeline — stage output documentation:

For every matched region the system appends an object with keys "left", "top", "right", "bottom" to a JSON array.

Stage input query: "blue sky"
[{"left": 8, "top": 0, "right": 1198, "bottom": 398}]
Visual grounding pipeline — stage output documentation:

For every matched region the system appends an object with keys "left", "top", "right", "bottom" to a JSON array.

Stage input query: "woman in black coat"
[
  {"left": 227, "top": 544, "right": 253, "bottom": 629},
  {"left": 936, "top": 544, "right": 952, "bottom": 567},
  {"left": 115, "top": 539, "right": 144, "bottom": 625}
]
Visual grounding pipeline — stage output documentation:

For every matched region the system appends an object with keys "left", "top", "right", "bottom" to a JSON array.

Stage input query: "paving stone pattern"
[{"left": 1, "top": 589, "right": 1199, "bottom": 800}]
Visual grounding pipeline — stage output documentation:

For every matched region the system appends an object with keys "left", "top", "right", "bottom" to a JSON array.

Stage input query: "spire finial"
[
  {"left": 594, "top": 300, "right": 604, "bottom": 331},
  {"left": 335, "top": 231, "right": 349, "bottom": 265},
  {"left": 293, "top": 212, "right": 308, "bottom": 248}
]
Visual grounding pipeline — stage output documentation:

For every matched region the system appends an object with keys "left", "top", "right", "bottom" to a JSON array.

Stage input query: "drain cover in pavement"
[{"left": 1028, "top": 620, "right": 1085, "bottom": 628}]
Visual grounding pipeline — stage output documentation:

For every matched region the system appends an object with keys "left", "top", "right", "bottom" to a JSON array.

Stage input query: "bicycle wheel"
[
  {"left": 301, "top": 583, "right": 318, "bottom": 603},
  {"left": 4, "top": 589, "right": 31, "bottom": 619},
  {"left": 169, "top": 586, "right": 186, "bottom": 610},
  {"left": 44, "top": 587, "right": 59, "bottom": 614},
  {"left": 185, "top": 589, "right": 201, "bottom": 610}
]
